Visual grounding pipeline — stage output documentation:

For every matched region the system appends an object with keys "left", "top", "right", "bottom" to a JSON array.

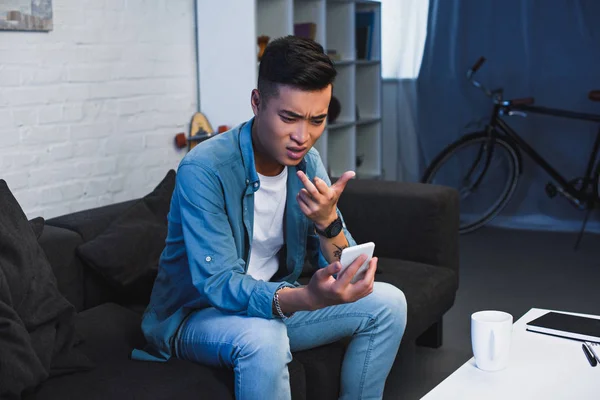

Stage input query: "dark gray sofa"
[{"left": 26, "top": 178, "right": 459, "bottom": 399}]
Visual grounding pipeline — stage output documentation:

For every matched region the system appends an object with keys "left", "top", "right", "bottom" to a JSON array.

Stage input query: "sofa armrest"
[{"left": 337, "top": 180, "right": 459, "bottom": 275}]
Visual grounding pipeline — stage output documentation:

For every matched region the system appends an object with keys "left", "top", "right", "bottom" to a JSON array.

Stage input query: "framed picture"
[{"left": 0, "top": 0, "right": 53, "bottom": 31}]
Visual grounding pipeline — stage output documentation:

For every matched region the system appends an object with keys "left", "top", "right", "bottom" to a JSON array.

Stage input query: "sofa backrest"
[
  {"left": 47, "top": 200, "right": 138, "bottom": 242},
  {"left": 338, "top": 179, "right": 460, "bottom": 275}
]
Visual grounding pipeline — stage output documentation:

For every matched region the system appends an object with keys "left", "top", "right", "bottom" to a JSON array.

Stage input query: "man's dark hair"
[{"left": 258, "top": 35, "right": 337, "bottom": 104}]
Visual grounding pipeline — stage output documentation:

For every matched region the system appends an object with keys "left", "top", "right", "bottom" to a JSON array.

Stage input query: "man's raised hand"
[{"left": 296, "top": 170, "right": 355, "bottom": 229}]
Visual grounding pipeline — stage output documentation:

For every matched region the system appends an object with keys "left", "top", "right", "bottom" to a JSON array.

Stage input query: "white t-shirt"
[{"left": 246, "top": 167, "right": 288, "bottom": 281}]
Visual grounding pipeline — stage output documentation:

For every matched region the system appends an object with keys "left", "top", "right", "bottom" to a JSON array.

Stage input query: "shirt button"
[
  {"left": 254, "top": 182, "right": 258, "bottom": 188},
  {"left": 246, "top": 179, "right": 249, "bottom": 184},
  {"left": 205, "top": 256, "right": 212, "bottom": 262}
]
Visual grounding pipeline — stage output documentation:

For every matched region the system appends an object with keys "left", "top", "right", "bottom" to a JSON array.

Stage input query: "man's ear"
[{"left": 251, "top": 89, "right": 261, "bottom": 116}]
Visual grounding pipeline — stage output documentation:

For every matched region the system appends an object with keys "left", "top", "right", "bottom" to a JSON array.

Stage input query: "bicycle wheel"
[{"left": 422, "top": 132, "right": 521, "bottom": 233}]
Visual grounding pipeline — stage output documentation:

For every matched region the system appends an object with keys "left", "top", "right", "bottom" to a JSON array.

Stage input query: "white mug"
[{"left": 471, "top": 310, "right": 513, "bottom": 371}]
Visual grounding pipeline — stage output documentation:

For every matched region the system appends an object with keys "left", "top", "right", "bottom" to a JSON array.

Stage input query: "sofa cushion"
[
  {"left": 76, "top": 170, "right": 175, "bottom": 289},
  {"left": 0, "top": 180, "right": 94, "bottom": 399},
  {"left": 143, "top": 169, "right": 176, "bottom": 224},
  {"left": 76, "top": 202, "right": 166, "bottom": 288},
  {"left": 375, "top": 258, "right": 458, "bottom": 341},
  {"left": 38, "top": 225, "right": 86, "bottom": 312},
  {"left": 47, "top": 199, "right": 138, "bottom": 242},
  {"left": 30, "top": 303, "right": 307, "bottom": 399},
  {"left": 29, "top": 217, "right": 45, "bottom": 239}
]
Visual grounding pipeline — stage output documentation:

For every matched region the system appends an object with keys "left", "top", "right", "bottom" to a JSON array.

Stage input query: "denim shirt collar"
[
  {"left": 239, "top": 118, "right": 261, "bottom": 191},
  {"left": 239, "top": 117, "right": 307, "bottom": 191}
]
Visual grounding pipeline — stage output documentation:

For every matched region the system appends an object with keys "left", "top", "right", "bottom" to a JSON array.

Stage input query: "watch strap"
[{"left": 315, "top": 216, "right": 342, "bottom": 238}]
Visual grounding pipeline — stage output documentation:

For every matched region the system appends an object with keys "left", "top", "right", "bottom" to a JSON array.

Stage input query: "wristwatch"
[{"left": 315, "top": 216, "right": 343, "bottom": 238}]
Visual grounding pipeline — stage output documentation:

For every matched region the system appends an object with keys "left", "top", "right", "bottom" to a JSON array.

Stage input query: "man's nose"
[{"left": 291, "top": 122, "right": 309, "bottom": 144}]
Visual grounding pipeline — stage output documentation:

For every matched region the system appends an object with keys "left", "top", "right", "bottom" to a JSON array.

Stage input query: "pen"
[{"left": 582, "top": 343, "right": 597, "bottom": 367}]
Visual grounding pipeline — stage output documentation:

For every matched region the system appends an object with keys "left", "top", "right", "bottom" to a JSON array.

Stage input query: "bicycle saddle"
[{"left": 589, "top": 90, "right": 600, "bottom": 101}]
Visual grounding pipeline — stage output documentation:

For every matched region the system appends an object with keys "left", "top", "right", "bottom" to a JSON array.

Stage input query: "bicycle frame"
[
  {"left": 489, "top": 103, "right": 600, "bottom": 204},
  {"left": 455, "top": 56, "right": 600, "bottom": 244}
]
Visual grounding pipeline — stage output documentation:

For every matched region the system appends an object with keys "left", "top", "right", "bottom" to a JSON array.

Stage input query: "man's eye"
[
  {"left": 281, "top": 116, "right": 295, "bottom": 123},
  {"left": 311, "top": 119, "right": 325, "bottom": 126}
]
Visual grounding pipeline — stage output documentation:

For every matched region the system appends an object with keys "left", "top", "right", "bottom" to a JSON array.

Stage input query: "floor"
[{"left": 384, "top": 227, "right": 600, "bottom": 399}]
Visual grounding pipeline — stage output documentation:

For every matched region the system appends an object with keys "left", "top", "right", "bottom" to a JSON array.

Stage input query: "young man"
[{"left": 133, "top": 36, "right": 407, "bottom": 399}]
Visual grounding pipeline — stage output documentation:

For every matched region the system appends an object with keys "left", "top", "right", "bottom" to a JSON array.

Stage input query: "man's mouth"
[{"left": 286, "top": 147, "right": 307, "bottom": 160}]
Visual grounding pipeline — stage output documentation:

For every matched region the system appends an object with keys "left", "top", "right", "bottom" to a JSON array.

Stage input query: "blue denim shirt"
[{"left": 131, "top": 117, "right": 356, "bottom": 362}]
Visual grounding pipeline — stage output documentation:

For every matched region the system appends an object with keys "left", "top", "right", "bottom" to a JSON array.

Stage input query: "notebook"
[{"left": 526, "top": 311, "right": 600, "bottom": 342}]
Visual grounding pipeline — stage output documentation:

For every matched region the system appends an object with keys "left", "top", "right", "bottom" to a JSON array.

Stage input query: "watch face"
[{"left": 329, "top": 218, "right": 343, "bottom": 237}]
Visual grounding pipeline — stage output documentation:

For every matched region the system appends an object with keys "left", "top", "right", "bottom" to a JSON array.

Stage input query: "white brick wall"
[{"left": 0, "top": 0, "right": 198, "bottom": 219}]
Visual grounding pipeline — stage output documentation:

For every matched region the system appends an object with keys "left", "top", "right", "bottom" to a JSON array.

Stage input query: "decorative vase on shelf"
[
  {"left": 328, "top": 96, "right": 341, "bottom": 124},
  {"left": 356, "top": 154, "right": 365, "bottom": 168},
  {"left": 257, "top": 36, "right": 270, "bottom": 61}
]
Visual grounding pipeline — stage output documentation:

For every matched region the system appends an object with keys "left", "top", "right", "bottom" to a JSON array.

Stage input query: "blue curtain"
[{"left": 417, "top": 0, "right": 600, "bottom": 231}]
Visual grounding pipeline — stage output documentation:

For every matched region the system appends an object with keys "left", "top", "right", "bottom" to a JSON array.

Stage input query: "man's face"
[{"left": 251, "top": 84, "right": 331, "bottom": 173}]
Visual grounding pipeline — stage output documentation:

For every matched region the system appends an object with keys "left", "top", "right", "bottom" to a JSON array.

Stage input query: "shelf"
[
  {"left": 257, "top": 0, "right": 293, "bottom": 39},
  {"left": 356, "top": 62, "right": 381, "bottom": 119},
  {"left": 356, "top": 121, "right": 381, "bottom": 176},
  {"left": 333, "top": 59, "right": 355, "bottom": 66},
  {"left": 313, "top": 129, "right": 328, "bottom": 168},
  {"left": 326, "top": 1, "right": 355, "bottom": 61},
  {"left": 356, "top": 59, "right": 380, "bottom": 66},
  {"left": 356, "top": 171, "right": 382, "bottom": 180},
  {"left": 327, "top": 125, "right": 355, "bottom": 178},
  {"left": 326, "top": 117, "right": 381, "bottom": 129},
  {"left": 355, "top": 1, "right": 381, "bottom": 61},
  {"left": 332, "top": 63, "right": 355, "bottom": 122},
  {"left": 355, "top": 0, "right": 381, "bottom": 5},
  {"left": 327, "top": 119, "right": 355, "bottom": 130},
  {"left": 330, "top": 59, "right": 380, "bottom": 67},
  {"left": 293, "top": 0, "right": 326, "bottom": 45},
  {"left": 356, "top": 116, "right": 381, "bottom": 126}
]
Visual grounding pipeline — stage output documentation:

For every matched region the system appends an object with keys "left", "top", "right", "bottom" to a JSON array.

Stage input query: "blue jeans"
[{"left": 175, "top": 282, "right": 407, "bottom": 400}]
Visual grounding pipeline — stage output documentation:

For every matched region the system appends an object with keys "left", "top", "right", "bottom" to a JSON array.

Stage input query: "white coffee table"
[{"left": 421, "top": 308, "right": 600, "bottom": 399}]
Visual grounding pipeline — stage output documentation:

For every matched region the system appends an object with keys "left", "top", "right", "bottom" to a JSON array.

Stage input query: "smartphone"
[{"left": 339, "top": 242, "right": 375, "bottom": 283}]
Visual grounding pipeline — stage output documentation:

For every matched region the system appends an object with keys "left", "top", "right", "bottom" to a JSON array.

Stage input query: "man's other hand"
[{"left": 303, "top": 254, "right": 378, "bottom": 310}]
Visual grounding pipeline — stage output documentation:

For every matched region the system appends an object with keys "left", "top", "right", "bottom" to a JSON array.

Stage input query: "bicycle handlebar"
[
  {"left": 470, "top": 57, "right": 486, "bottom": 73},
  {"left": 467, "top": 57, "right": 535, "bottom": 108},
  {"left": 510, "top": 97, "right": 535, "bottom": 106},
  {"left": 467, "top": 56, "right": 492, "bottom": 97}
]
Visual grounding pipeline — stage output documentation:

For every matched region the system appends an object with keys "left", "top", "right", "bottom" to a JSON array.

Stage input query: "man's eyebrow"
[{"left": 280, "top": 110, "right": 328, "bottom": 120}]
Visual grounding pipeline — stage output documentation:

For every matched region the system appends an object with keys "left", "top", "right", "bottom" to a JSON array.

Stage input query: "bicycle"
[{"left": 421, "top": 57, "right": 600, "bottom": 248}]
